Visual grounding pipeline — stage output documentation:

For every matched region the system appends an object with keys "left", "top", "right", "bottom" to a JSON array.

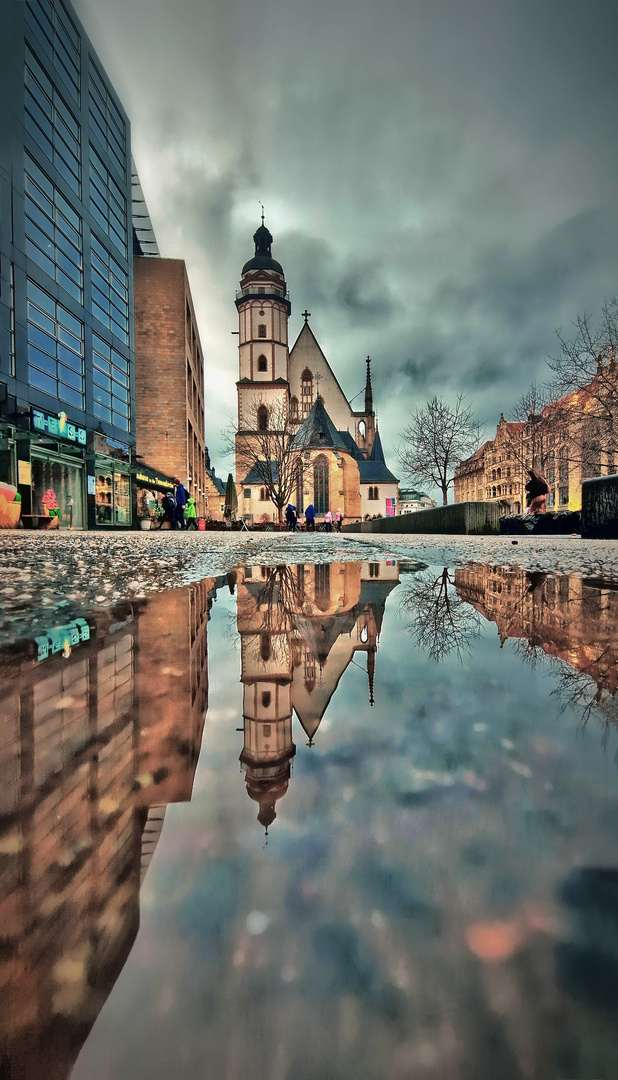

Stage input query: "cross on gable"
[{"left": 302, "top": 309, "right": 311, "bottom": 323}]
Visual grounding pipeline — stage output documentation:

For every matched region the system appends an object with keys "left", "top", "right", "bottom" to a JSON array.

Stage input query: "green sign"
[
  {"left": 32, "top": 408, "right": 87, "bottom": 446},
  {"left": 34, "top": 618, "right": 90, "bottom": 662}
]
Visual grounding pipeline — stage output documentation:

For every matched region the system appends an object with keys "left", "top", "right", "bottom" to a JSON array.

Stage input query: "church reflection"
[
  {"left": 0, "top": 578, "right": 215, "bottom": 1080},
  {"left": 235, "top": 561, "right": 400, "bottom": 831}
]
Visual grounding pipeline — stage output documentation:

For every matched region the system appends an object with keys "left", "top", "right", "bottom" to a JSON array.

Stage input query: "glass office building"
[{"left": 0, "top": 0, "right": 147, "bottom": 529}]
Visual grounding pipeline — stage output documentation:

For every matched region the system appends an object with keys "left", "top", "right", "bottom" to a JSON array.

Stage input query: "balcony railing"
[{"left": 236, "top": 287, "right": 290, "bottom": 301}]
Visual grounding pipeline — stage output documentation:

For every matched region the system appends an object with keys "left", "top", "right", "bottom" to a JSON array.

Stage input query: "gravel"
[{"left": 0, "top": 530, "right": 617, "bottom": 645}]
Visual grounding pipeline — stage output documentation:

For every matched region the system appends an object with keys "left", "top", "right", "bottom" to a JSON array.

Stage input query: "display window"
[
  {"left": 31, "top": 452, "right": 84, "bottom": 529},
  {"left": 95, "top": 463, "right": 131, "bottom": 525}
]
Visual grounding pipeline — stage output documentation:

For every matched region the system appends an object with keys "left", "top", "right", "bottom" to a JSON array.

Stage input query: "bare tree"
[
  {"left": 399, "top": 567, "right": 482, "bottom": 663},
  {"left": 398, "top": 395, "right": 484, "bottom": 505},
  {"left": 222, "top": 397, "right": 312, "bottom": 523}
]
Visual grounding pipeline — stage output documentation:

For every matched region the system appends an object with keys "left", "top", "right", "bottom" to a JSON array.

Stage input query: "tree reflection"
[{"left": 399, "top": 566, "right": 482, "bottom": 662}]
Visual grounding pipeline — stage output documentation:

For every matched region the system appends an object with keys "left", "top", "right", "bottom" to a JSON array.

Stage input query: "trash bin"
[{"left": 198, "top": 519, "right": 206, "bottom": 531}]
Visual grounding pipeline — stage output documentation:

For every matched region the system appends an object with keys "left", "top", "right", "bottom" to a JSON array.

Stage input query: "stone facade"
[{"left": 134, "top": 258, "right": 212, "bottom": 517}]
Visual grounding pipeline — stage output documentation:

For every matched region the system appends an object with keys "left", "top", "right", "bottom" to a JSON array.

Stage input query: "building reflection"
[
  {"left": 0, "top": 579, "right": 215, "bottom": 1080},
  {"left": 235, "top": 561, "right": 400, "bottom": 830},
  {"left": 455, "top": 565, "right": 618, "bottom": 719}
]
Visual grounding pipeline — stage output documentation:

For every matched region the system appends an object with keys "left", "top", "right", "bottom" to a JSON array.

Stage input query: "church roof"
[
  {"left": 337, "top": 430, "right": 364, "bottom": 461},
  {"left": 241, "top": 223, "right": 284, "bottom": 276},
  {"left": 358, "top": 459, "right": 399, "bottom": 484},
  {"left": 241, "top": 461, "right": 278, "bottom": 485},
  {"left": 294, "top": 397, "right": 348, "bottom": 452},
  {"left": 369, "top": 429, "right": 385, "bottom": 462}
]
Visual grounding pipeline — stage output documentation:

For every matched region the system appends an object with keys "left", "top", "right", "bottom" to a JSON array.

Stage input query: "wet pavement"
[{"left": 1, "top": 549, "right": 618, "bottom": 1078}]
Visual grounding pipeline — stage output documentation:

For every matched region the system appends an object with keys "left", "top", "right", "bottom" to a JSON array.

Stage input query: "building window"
[
  {"left": 25, "top": 0, "right": 81, "bottom": 104},
  {"left": 315, "top": 563, "right": 331, "bottom": 611},
  {"left": 90, "top": 235, "right": 129, "bottom": 343},
  {"left": 244, "top": 488, "right": 251, "bottom": 499},
  {"left": 301, "top": 368, "right": 313, "bottom": 415},
  {"left": 89, "top": 148, "right": 127, "bottom": 255},
  {"left": 313, "top": 454, "right": 329, "bottom": 513},
  {"left": 260, "top": 635, "right": 270, "bottom": 662},
  {"left": 92, "top": 336, "right": 130, "bottom": 431},
  {"left": 368, "top": 486, "right": 379, "bottom": 500},
  {"left": 88, "top": 59, "right": 126, "bottom": 179},
  {"left": 257, "top": 354, "right": 267, "bottom": 372},
  {"left": 25, "top": 46, "right": 81, "bottom": 195},
  {"left": 25, "top": 155, "right": 82, "bottom": 301},
  {"left": 95, "top": 468, "right": 131, "bottom": 525},
  {"left": 258, "top": 324, "right": 267, "bottom": 338},
  {"left": 259, "top": 487, "right": 267, "bottom": 501},
  {"left": 257, "top": 405, "right": 268, "bottom": 432},
  {"left": 369, "top": 563, "right": 380, "bottom": 577},
  {"left": 261, "top": 691, "right": 271, "bottom": 709},
  {"left": 27, "top": 278, "right": 84, "bottom": 407},
  {"left": 560, "top": 487, "right": 569, "bottom": 506},
  {"left": 290, "top": 395, "right": 299, "bottom": 420}
]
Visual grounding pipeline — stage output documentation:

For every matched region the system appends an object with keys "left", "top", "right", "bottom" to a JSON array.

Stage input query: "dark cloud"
[{"left": 71, "top": 0, "right": 618, "bottom": 469}]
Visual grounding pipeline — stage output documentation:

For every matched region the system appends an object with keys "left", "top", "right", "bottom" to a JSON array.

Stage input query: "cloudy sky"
[{"left": 72, "top": 0, "right": 618, "bottom": 474}]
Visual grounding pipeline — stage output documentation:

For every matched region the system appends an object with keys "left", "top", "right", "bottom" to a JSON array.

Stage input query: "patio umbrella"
[{"left": 224, "top": 473, "right": 238, "bottom": 519}]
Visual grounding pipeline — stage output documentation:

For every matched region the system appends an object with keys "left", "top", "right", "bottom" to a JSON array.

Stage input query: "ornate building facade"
[{"left": 234, "top": 223, "right": 399, "bottom": 523}]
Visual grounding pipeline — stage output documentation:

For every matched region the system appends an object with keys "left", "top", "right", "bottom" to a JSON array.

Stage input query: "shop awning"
[{"left": 133, "top": 464, "right": 176, "bottom": 492}]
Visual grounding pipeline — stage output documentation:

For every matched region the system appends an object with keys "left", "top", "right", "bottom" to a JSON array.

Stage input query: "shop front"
[
  {"left": 134, "top": 464, "right": 176, "bottom": 529},
  {"left": 18, "top": 407, "right": 87, "bottom": 529},
  {"left": 92, "top": 433, "right": 132, "bottom": 529}
]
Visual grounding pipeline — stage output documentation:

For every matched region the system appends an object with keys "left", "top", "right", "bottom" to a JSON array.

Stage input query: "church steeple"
[{"left": 365, "top": 356, "right": 374, "bottom": 416}]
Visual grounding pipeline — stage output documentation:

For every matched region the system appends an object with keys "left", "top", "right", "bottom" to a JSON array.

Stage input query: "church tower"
[{"left": 235, "top": 219, "right": 291, "bottom": 479}]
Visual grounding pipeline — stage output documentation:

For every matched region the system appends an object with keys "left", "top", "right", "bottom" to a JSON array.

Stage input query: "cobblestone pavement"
[{"left": 0, "top": 530, "right": 617, "bottom": 644}]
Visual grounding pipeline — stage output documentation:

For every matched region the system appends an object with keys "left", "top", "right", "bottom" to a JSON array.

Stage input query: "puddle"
[{"left": 2, "top": 559, "right": 618, "bottom": 1079}]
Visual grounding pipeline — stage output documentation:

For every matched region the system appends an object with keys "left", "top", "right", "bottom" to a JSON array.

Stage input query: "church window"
[
  {"left": 263, "top": 724, "right": 272, "bottom": 736},
  {"left": 369, "top": 563, "right": 380, "bottom": 577},
  {"left": 257, "top": 287, "right": 265, "bottom": 294},
  {"left": 301, "top": 368, "right": 313, "bottom": 415},
  {"left": 492, "top": 486, "right": 496, "bottom": 497},
  {"left": 313, "top": 454, "right": 329, "bottom": 513},
  {"left": 358, "top": 420, "right": 366, "bottom": 440},
  {"left": 360, "top": 625, "right": 368, "bottom": 643},
  {"left": 259, "top": 487, "right": 267, "bottom": 501},
  {"left": 258, "top": 324, "right": 267, "bottom": 338},
  {"left": 257, "top": 355, "right": 267, "bottom": 372},
  {"left": 261, "top": 691, "right": 271, "bottom": 709},
  {"left": 260, "top": 635, "right": 271, "bottom": 661},
  {"left": 257, "top": 404, "right": 268, "bottom": 431},
  {"left": 244, "top": 488, "right": 251, "bottom": 499},
  {"left": 315, "top": 563, "right": 331, "bottom": 611},
  {"left": 295, "top": 460, "right": 304, "bottom": 513},
  {"left": 368, "top": 486, "right": 379, "bottom": 500},
  {"left": 290, "top": 395, "right": 299, "bottom": 420}
]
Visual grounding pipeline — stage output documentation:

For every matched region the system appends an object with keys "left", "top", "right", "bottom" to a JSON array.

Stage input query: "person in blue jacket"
[
  {"left": 304, "top": 504, "right": 315, "bottom": 531},
  {"left": 173, "top": 477, "right": 187, "bottom": 529}
]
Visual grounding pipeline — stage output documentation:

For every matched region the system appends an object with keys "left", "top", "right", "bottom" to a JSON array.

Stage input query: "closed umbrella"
[{"left": 224, "top": 473, "right": 238, "bottom": 519}]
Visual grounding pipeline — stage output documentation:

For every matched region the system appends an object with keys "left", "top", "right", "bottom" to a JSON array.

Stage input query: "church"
[{"left": 234, "top": 221, "right": 399, "bottom": 523}]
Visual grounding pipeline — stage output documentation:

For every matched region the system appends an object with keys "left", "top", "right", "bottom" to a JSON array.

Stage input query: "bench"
[{"left": 20, "top": 515, "right": 59, "bottom": 530}]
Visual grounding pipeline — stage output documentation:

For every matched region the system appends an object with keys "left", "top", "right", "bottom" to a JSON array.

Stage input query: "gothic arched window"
[
  {"left": 260, "top": 634, "right": 271, "bottom": 662},
  {"left": 257, "top": 355, "right": 267, "bottom": 372},
  {"left": 258, "top": 324, "right": 267, "bottom": 338},
  {"left": 290, "top": 395, "right": 299, "bottom": 420},
  {"left": 261, "top": 691, "right": 271, "bottom": 709},
  {"left": 257, "top": 404, "right": 268, "bottom": 432},
  {"left": 313, "top": 454, "right": 329, "bottom": 513},
  {"left": 358, "top": 420, "right": 366, "bottom": 440},
  {"left": 301, "top": 369, "right": 313, "bottom": 415}
]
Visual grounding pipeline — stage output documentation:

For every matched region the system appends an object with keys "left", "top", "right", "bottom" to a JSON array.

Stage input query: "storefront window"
[
  {"left": 31, "top": 453, "right": 84, "bottom": 529},
  {"left": 95, "top": 466, "right": 131, "bottom": 525}
]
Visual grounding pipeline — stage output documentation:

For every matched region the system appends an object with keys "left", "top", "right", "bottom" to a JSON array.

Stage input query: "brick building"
[{"left": 133, "top": 258, "right": 222, "bottom": 518}]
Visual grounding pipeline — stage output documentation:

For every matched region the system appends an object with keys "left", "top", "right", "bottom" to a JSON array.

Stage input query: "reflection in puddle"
[{"left": 1, "top": 560, "right": 618, "bottom": 1079}]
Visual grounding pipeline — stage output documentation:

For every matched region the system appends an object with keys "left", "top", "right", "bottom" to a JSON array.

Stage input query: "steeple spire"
[
  {"left": 367, "top": 647, "right": 375, "bottom": 707},
  {"left": 365, "top": 356, "right": 374, "bottom": 416}
]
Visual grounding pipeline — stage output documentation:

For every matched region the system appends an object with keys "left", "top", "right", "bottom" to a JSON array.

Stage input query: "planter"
[{"left": 139, "top": 518, "right": 151, "bottom": 530}]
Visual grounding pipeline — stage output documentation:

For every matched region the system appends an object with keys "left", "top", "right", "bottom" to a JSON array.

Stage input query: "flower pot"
[{"left": 139, "top": 518, "right": 151, "bottom": 530}]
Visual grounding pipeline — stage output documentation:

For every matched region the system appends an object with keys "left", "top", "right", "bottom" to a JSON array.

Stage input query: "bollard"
[{"left": 198, "top": 518, "right": 206, "bottom": 531}]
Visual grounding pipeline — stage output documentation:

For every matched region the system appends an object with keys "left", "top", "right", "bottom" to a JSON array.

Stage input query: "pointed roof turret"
[
  {"left": 294, "top": 396, "right": 348, "bottom": 452},
  {"left": 369, "top": 429, "right": 385, "bottom": 462},
  {"left": 365, "top": 356, "right": 374, "bottom": 415}
]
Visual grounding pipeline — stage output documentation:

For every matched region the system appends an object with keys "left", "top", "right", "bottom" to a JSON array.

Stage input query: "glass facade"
[
  {"left": 89, "top": 148, "right": 127, "bottom": 256},
  {"left": 92, "top": 336, "right": 130, "bottom": 430},
  {"left": 25, "top": 154, "right": 83, "bottom": 300},
  {"left": 95, "top": 466, "right": 131, "bottom": 525},
  {"left": 27, "top": 279, "right": 85, "bottom": 407},
  {"left": 25, "top": 0, "right": 81, "bottom": 105},
  {"left": 25, "top": 45, "right": 81, "bottom": 194},
  {"left": 90, "top": 237, "right": 129, "bottom": 344},
  {"left": 88, "top": 60, "right": 126, "bottom": 178}
]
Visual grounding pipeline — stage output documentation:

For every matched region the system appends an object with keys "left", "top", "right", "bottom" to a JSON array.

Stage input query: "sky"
[{"left": 71, "top": 0, "right": 618, "bottom": 475}]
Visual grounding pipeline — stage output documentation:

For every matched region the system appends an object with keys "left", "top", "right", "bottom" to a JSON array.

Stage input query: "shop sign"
[
  {"left": 32, "top": 408, "right": 87, "bottom": 446},
  {"left": 34, "top": 617, "right": 90, "bottom": 662},
  {"left": 135, "top": 470, "right": 173, "bottom": 489},
  {"left": 87, "top": 474, "right": 96, "bottom": 495},
  {"left": 18, "top": 460, "right": 31, "bottom": 485}
]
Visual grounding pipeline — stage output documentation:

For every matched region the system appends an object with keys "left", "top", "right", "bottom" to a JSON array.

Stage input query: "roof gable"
[{"left": 294, "top": 397, "right": 348, "bottom": 451}]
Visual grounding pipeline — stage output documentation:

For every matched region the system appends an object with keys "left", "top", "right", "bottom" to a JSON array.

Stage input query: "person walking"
[
  {"left": 334, "top": 508, "right": 343, "bottom": 532},
  {"left": 525, "top": 469, "right": 549, "bottom": 515},
  {"left": 173, "top": 477, "right": 187, "bottom": 530},
  {"left": 185, "top": 495, "right": 198, "bottom": 530},
  {"left": 304, "top": 503, "right": 315, "bottom": 531},
  {"left": 324, "top": 509, "right": 333, "bottom": 532},
  {"left": 285, "top": 503, "right": 297, "bottom": 531}
]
